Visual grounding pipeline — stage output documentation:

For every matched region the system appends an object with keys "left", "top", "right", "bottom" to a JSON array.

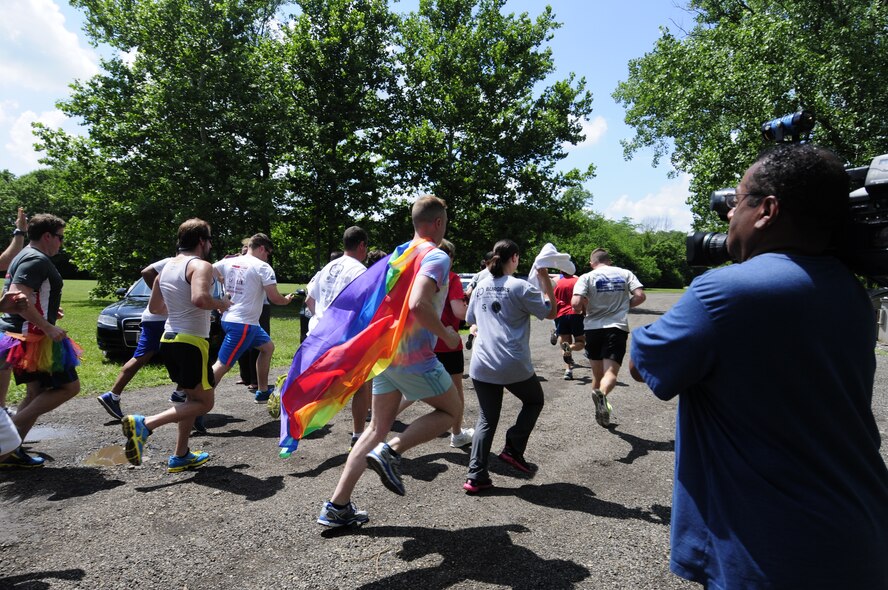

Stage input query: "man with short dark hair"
[
  {"left": 630, "top": 143, "right": 888, "bottom": 588},
  {"left": 0, "top": 213, "right": 78, "bottom": 468},
  {"left": 300, "top": 225, "right": 371, "bottom": 449},
  {"left": 571, "top": 248, "right": 645, "bottom": 426},
  {"left": 121, "top": 218, "right": 231, "bottom": 472},
  {"left": 211, "top": 232, "right": 294, "bottom": 405},
  {"left": 97, "top": 257, "right": 180, "bottom": 421}
]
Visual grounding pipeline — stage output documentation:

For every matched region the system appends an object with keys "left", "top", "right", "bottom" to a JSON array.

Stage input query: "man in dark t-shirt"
[{"left": 0, "top": 214, "right": 79, "bottom": 469}]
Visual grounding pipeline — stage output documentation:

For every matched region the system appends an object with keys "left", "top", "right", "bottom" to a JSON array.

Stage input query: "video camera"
[{"left": 686, "top": 111, "right": 888, "bottom": 285}]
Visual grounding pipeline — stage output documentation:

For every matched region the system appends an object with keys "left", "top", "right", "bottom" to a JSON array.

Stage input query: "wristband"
[{"left": 12, "top": 229, "right": 26, "bottom": 237}]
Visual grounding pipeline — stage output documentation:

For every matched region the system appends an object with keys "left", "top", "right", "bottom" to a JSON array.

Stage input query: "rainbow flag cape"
[{"left": 278, "top": 238, "right": 435, "bottom": 456}]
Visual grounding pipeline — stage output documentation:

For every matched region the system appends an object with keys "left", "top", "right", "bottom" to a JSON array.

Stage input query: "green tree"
[
  {"left": 277, "top": 0, "right": 398, "bottom": 272},
  {"left": 388, "top": 0, "right": 595, "bottom": 268},
  {"left": 613, "top": 0, "right": 888, "bottom": 230},
  {"left": 37, "top": 0, "right": 289, "bottom": 295}
]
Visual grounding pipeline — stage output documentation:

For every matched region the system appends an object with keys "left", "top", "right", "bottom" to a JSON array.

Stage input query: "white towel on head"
[{"left": 528, "top": 243, "right": 575, "bottom": 288}]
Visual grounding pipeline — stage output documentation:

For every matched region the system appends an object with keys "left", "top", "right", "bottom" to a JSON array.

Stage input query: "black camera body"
[{"left": 686, "top": 113, "right": 888, "bottom": 285}]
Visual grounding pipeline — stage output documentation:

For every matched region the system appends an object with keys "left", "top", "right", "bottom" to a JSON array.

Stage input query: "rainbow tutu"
[{"left": 0, "top": 332, "right": 83, "bottom": 373}]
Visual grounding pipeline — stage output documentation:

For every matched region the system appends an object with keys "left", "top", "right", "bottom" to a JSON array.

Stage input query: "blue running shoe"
[
  {"left": 317, "top": 501, "right": 369, "bottom": 527},
  {"left": 366, "top": 442, "right": 405, "bottom": 496},
  {"left": 254, "top": 385, "right": 274, "bottom": 404},
  {"left": 169, "top": 390, "right": 186, "bottom": 403},
  {"left": 193, "top": 414, "right": 207, "bottom": 434},
  {"left": 97, "top": 392, "right": 123, "bottom": 420},
  {"left": 0, "top": 447, "right": 45, "bottom": 469},
  {"left": 122, "top": 414, "right": 150, "bottom": 466},
  {"left": 167, "top": 450, "right": 209, "bottom": 473}
]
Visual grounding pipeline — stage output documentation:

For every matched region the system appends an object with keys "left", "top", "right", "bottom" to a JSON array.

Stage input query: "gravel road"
[{"left": 2, "top": 291, "right": 886, "bottom": 589}]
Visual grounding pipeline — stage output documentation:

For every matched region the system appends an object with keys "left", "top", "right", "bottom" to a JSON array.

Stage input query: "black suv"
[{"left": 96, "top": 278, "right": 224, "bottom": 359}]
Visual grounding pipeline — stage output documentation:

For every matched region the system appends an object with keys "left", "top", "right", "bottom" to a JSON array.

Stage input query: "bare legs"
[{"left": 331, "top": 385, "right": 461, "bottom": 505}]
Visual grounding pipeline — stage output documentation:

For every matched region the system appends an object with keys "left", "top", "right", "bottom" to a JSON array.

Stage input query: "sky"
[{"left": 0, "top": 0, "right": 696, "bottom": 231}]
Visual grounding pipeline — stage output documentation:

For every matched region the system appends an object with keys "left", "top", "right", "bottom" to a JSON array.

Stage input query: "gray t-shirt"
[
  {"left": 573, "top": 265, "right": 643, "bottom": 331},
  {"left": 466, "top": 274, "right": 551, "bottom": 384}
]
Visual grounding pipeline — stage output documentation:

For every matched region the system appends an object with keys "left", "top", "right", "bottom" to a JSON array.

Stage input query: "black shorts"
[
  {"left": 160, "top": 332, "right": 215, "bottom": 391},
  {"left": 14, "top": 367, "right": 78, "bottom": 388},
  {"left": 554, "top": 314, "right": 584, "bottom": 337},
  {"left": 584, "top": 327, "right": 629, "bottom": 364},
  {"left": 435, "top": 349, "right": 465, "bottom": 376}
]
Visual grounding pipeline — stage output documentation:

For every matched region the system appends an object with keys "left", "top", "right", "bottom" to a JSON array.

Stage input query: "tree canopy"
[
  {"left": 34, "top": 0, "right": 595, "bottom": 294},
  {"left": 613, "top": 0, "right": 888, "bottom": 230}
]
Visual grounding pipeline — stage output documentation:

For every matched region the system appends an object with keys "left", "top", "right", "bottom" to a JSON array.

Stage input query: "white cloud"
[
  {"left": 604, "top": 173, "right": 694, "bottom": 232},
  {"left": 0, "top": 101, "right": 21, "bottom": 126},
  {"left": 4, "top": 109, "right": 80, "bottom": 173},
  {"left": 565, "top": 115, "right": 607, "bottom": 150},
  {"left": 0, "top": 0, "right": 99, "bottom": 93}
]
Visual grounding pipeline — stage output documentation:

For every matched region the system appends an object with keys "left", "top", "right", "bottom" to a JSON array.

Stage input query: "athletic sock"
[{"left": 110, "top": 393, "right": 121, "bottom": 401}]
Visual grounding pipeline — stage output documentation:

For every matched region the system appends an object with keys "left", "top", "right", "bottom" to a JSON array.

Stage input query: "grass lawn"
[{"left": 5, "top": 279, "right": 305, "bottom": 403}]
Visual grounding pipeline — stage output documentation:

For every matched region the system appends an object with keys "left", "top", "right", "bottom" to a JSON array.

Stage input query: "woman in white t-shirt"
[{"left": 463, "top": 239, "right": 556, "bottom": 493}]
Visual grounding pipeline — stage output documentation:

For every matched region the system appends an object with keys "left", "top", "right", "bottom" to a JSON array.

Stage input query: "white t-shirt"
[
  {"left": 307, "top": 255, "right": 366, "bottom": 333},
  {"left": 213, "top": 254, "right": 277, "bottom": 325},
  {"left": 141, "top": 257, "right": 172, "bottom": 322},
  {"left": 573, "top": 265, "right": 643, "bottom": 331}
]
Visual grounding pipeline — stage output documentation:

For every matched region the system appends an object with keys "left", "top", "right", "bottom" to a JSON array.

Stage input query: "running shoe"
[
  {"left": 550, "top": 329, "right": 558, "bottom": 345},
  {"left": 498, "top": 447, "right": 535, "bottom": 474},
  {"left": 450, "top": 428, "right": 474, "bottom": 448},
  {"left": 561, "top": 342, "right": 574, "bottom": 365},
  {"left": 465, "top": 333, "right": 475, "bottom": 350},
  {"left": 266, "top": 389, "right": 281, "bottom": 419},
  {"left": 317, "top": 501, "right": 369, "bottom": 527},
  {"left": 169, "top": 390, "right": 186, "bottom": 403},
  {"left": 564, "top": 368, "right": 573, "bottom": 380},
  {"left": 167, "top": 450, "right": 210, "bottom": 473},
  {"left": 97, "top": 392, "right": 123, "bottom": 420},
  {"left": 193, "top": 414, "right": 207, "bottom": 434},
  {"left": 463, "top": 478, "right": 494, "bottom": 493},
  {"left": 122, "top": 414, "right": 150, "bottom": 466},
  {"left": 254, "top": 385, "right": 274, "bottom": 404},
  {"left": 0, "top": 447, "right": 45, "bottom": 469},
  {"left": 592, "top": 389, "right": 610, "bottom": 427},
  {"left": 366, "top": 442, "right": 405, "bottom": 496},
  {"left": 349, "top": 433, "right": 361, "bottom": 452}
]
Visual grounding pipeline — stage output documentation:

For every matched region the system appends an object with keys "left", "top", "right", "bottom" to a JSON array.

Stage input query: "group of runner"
[{"left": 4, "top": 144, "right": 887, "bottom": 589}]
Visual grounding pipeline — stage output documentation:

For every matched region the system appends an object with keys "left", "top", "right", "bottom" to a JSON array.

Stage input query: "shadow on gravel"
[
  {"left": 402, "top": 451, "right": 469, "bottom": 482},
  {"left": 486, "top": 482, "right": 670, "bottom": 525},
  {"left": 0, "top": 467, "right": 125, "bottom": 502},
  {"left": 134, "top": 464, "right": 284, "bottom": 501},
  {"left": 0, "top": 568, "right": 85, "bottom": 588},
  {"left": 325, "top": 524, "right": 589, "bottom": 589},
  {"left": 629, "top": 308, "right": 665, "bottom": 316},
  {"left": 202, "top": 417, "right": 278, "bottom": 439},
  {"left": 289, "top": 454, "right": 347, "bottom": 478},
  {"left": 608, "top": 426, "right": 674, "bottom": 465}
]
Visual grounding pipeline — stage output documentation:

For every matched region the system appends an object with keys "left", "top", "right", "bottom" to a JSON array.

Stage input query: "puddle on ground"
[
  {"left": 25, "top": 425, "right": 79, "bottom": 442},
  {"left": 83, "top": 445, "right": 128, "bottom": 466}
]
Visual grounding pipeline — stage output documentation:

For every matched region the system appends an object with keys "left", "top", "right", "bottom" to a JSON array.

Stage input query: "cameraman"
[{"left": 629, "top": 143, "right": 888, "bottom": 588}]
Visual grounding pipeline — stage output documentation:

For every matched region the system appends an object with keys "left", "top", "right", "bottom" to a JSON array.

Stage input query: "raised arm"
[{"left": 0, "top": 208, "right": 28, "bottom": 271}]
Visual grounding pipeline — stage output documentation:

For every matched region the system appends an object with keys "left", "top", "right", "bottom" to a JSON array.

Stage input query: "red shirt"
[
  {"left": 435, "top": 271, "right": 465, "bottom": 352},
  {"left": 554, "top": 275, "right": 578, "bottom": 318}
]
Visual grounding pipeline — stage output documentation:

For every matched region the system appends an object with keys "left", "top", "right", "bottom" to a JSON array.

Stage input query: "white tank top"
[{"left": 159, "top": 255, "right": 211, "bottom": 337}]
